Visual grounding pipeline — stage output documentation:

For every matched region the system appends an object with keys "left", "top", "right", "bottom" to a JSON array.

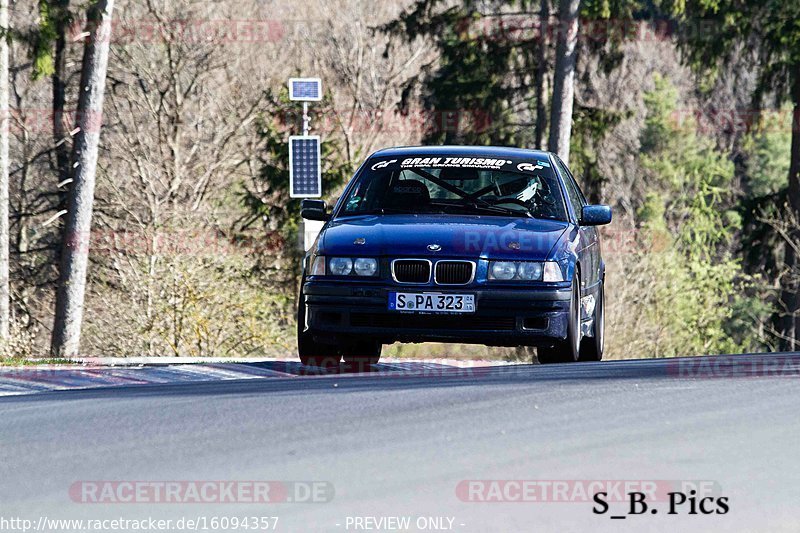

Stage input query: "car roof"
[{"left": 371, "top": 145, "right": 553, "bottom": 160}]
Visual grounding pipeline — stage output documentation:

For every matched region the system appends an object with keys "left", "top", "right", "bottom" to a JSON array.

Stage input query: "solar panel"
[
  {"left": 288, "top": 78, "right": 322, "bottom": 101},
  {"left": 289, "top": 135, "right": 322, "bottom": 198}
]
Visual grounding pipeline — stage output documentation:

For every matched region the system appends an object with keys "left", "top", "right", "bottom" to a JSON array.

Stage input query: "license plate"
[{"left": 388, "top": 292, "right": 475, "bottom": 313}]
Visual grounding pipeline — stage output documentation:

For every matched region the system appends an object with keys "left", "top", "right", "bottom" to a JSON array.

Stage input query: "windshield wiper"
[
  {"left": 426, "top": 199, "right": 533, "bottom": 218},
  {"left": 460, "top": 203, "right": 533, "bottom": 218},
  {"left": 358, "top": 207, "right": 419, "bottom": 215}
]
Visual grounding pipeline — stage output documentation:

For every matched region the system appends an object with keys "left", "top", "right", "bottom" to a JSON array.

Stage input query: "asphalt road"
[{"left": 1, "top": 352, "right": 799, "bottom": 532}]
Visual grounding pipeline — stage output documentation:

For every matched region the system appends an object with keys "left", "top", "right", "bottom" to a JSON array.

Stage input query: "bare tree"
[
  {"left": 0, "top": 0, "right": 8, "bottom": 341},
  {"left": 51, "top": 0, "right": 115, "bottom": 357},
  {"left": 534, "top": 0, "right": 550, "bottom": 151},
  {"left": 51, "top": 0, "right": 73, "bottom": 196},
  {"left": 779, "top": 66, "right": 800, "bottom": 349},
  {"left": 80, "top": 0, "right": 273, "bottom": 356},
  {"left": 306, "top": 1, "right": 428, "bottom": 168},
  {"left": 548, "top": 0, "right": 580, "bottom": 163},
  {"left": 760, "top": 203, "right": 800, "bottom": 349}
]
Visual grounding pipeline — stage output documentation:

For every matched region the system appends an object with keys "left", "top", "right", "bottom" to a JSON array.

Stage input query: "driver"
[
  {"left": 490, "top": 173, "right": 560, "bottom": 220},
  {"left": 515, "top": 178, "right": 541, "bottom": 203}
]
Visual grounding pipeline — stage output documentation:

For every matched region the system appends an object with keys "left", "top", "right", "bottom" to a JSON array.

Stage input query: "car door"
[{"left": 554, "top": 157, "right": 600, "bottom": 298}]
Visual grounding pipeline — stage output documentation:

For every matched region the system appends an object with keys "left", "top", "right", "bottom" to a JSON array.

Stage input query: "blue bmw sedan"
[{"left": 298, "top": 146, "right": 612, "bottom": 366}]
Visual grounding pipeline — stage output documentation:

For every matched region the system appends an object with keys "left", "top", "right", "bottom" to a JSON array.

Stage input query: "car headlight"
[
  {"left": 329, "top": 257, "right": 354, "bottom": 276},
  {"left": 489, "top": 261, "right": 517, "bottom": 280},
  {"left": 318, "top": 257, "right": 379, "bottom": 277},
  {"left": 517, "top": 262, "right": 543, "bottom": 281},
  {"left": 354, "top": 258, "right": 378, "bottom": 277},
  {"left": 488, "top": 261, "right": 557, "bottom": 281}
]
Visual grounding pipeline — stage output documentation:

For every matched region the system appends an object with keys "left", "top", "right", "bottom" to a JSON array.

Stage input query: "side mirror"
[
  {"left": 581, "top": 205, "right": 612, "bottom": 226},
  {"left": 301, "top": 199, "right": 330, "bottom": 221}
]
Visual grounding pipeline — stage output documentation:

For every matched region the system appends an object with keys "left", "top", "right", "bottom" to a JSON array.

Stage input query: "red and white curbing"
[{"left": 0, "top": 357, "right": 515, "bottom": 397}]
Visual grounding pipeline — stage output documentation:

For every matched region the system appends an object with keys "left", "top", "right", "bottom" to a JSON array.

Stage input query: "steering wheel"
[{"left": 536, "top": 192, "right": 557, "bottom": 206}]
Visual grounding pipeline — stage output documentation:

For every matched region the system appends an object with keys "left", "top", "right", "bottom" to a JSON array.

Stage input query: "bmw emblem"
[{"left": 427, "top": 243, "right": 442, "bottom": 251}]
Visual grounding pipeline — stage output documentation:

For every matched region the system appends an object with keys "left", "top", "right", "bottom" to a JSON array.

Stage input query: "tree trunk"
[
  {"left": 548, "top": 0, "right": 580, "bottom": 163},
  {"left": 50, "top": 0, "right": 115, "bottom": 357},
  {"left": 534, "top": 0, "right": 550, "bottom": 151},
  {"left": 52, "top": 0, "right": 71, "bottom": 190},
  {"left": 0, "top": 0, "right": 8, "bottom": 341},
  {"left": 779, "top": 63, "right": 800, "bottom": 351}
]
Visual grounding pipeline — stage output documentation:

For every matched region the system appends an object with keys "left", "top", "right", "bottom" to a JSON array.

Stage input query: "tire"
[
  {"left": 538, "top": 275, "right": 581, "bottom": 364},
  {"left": 342, "top": 341, "right": 382, "bottom": 368},
  {"left": 579, "top": 279, "right": 604, "bottom": 362},
  {"left": 297, "top": 286, "right": 342, "bottom": 367}
]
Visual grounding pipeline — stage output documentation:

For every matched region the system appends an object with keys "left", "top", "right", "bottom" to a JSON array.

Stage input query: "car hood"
[{"left": 318, "top": 214, "right": 569, "bottom": 260}]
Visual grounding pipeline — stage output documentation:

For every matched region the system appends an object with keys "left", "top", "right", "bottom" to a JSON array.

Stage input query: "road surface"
[{"left": 1, "top": 352, "right": 798, "bottom": 532}]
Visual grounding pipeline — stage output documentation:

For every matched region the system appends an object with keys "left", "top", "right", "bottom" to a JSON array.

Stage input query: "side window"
[
  {"left": 565, "top": 167, "right": 587, "bottom": 205},
  {"left": 556, "top": 158, "right": 584, "bottom": 221},
  {"left": 343, "top": 170, "right": 392, "bottom": 214}
]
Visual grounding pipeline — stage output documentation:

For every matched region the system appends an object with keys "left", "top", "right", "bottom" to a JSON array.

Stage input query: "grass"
[
  {"left": 382, "top": 342, "right": 534, "bottom": 362},
  {"left": 0, "top": 356, "right": 76, "bottom": 366}
]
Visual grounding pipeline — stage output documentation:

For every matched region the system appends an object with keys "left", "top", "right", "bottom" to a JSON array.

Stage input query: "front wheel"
[
  {"left": 579, "top": 279, "right": 604, "bottom": 361},
  {"left": 298, "top": 339, "right": 342, "bottom": 368},
  {"left": 342, "top": 341, "right": 382, "bottom": 368},
  {"left": 297, "top": 286, "right": 342, "bottom": 368},
  {"left": 538, "top": 276, "right": 581, "bottom": 364}
]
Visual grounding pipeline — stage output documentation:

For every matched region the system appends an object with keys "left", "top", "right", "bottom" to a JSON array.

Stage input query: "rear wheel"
[
  {"left": 538, "top": 276, "right": 581, "bottom": 364},
  {"left": 579, "top": 279, "right": 604, "bottom": 362},
  {"left": 297, "top": 286, "right": 342, "bottom": 367}
]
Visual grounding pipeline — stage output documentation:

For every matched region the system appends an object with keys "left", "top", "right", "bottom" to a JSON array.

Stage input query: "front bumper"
[{"left": 302, "top": 280, "right": 572, "bottom": 347}]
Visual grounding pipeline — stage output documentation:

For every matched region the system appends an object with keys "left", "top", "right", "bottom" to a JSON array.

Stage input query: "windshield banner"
[{"left": 370, "top": 156, "right": 551, "bottom": 172}]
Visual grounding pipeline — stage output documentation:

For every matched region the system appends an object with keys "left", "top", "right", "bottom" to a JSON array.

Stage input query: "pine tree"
[{"left": 660, "top": 0, "right": 800, "bottom": 348}]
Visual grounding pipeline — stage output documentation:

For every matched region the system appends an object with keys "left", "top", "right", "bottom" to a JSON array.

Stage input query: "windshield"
[{"left": 338, "top": 157, "right": 568, "bottom": 221}]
